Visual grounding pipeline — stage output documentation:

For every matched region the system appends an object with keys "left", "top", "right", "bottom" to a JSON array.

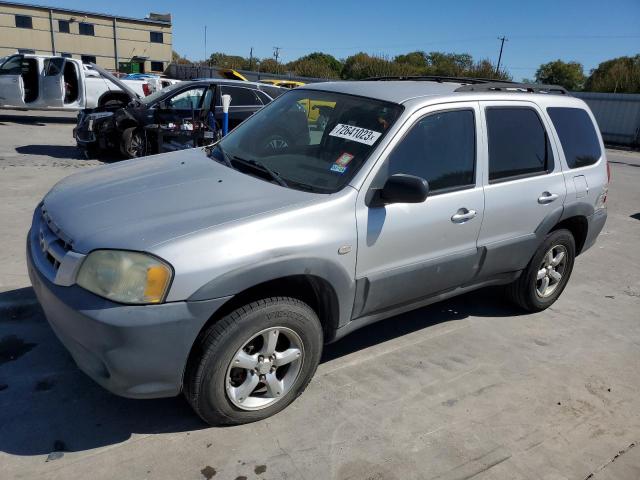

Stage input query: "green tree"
[
  {"left": 171, "top": 50, "right": 190, "bottom": 65},
  {"left": 208, "top": 52, "right": 249, "bottom": 70},
  {"left": 287, "top": 52, "right": 342, "bottom": 78},
  {"left": 585, "top": 55, "right": 640, "bottom": 93},
  {"left": 467, "top": 59, "right": 512, "bottom": 81},
  {"left": 258, "top": 58, "right": 280, "bottom": 74},
  {"left": 341, "top": 52, "right": 417, "bottom": 80},
  {"left": 535, "top": 60, "right": 586, "bottom": 91},
  {"left": 394, "top": 51, "right": 428, "bottom": 71}
]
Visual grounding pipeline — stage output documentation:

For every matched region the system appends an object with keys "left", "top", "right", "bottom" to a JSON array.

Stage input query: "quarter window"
[
  {"left": 383, "top": 109, "right": 476, "bottom": 192},
  {"left": 58, "top": 20, "right": 70, "bottom": 33},
  {"left": 486, "top": 107, "right": 553, "bottom": 182},
  {"left": 15, "top": 15, "right": 32, "bottom": 29},
  {"left": 150, "top": 31, "right": 163, "bottom": 43},
  {"left": 219, "top": 86, "right": 261, "bottom": 106},
  {"left": 547, "top": 107, "right": 601, "bottom": 168},
  {"left": 79, "top": 23, "right": 95, "bottom": 36}
]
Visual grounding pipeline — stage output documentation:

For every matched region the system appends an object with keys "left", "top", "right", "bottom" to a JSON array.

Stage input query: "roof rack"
[
  {"left": 455, "top": 82, "right": 569, "bottom": 95},
  {"left": 364, "top": 75, "right": 514, "bottom": 85}
]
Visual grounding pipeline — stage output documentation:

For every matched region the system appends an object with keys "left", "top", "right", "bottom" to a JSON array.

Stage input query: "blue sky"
[{"left": 20, "top": 0, "right": 640, "bottom": 80}]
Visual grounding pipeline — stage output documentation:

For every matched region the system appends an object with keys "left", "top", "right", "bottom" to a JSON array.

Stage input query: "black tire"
[
  {"left": 184, "top": 297, "right": 323, "bottom": 426},
  {"left": 120, "top": 127, "right": 147, "bottom": 158},
  {"left": 506, "top": 229, "right": 576, "bottom": 312}
]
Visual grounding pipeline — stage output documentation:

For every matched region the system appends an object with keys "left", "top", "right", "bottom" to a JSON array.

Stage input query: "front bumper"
[{"left": 27, "top": 237, "right": 230, "bottom": 398}]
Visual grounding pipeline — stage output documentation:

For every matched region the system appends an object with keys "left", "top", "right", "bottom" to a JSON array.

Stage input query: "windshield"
[
  {"left": 139, "top": 81, "right": 186, "bottom": 105},
  {"left": 209, "top": 89, "right": 402, "bottom": 193}
]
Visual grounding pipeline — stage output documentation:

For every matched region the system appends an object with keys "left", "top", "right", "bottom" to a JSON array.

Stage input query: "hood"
[
  {"left": 43, "top": 148, "right": 317, "bottom": 253},
  {"left": 90, "top": 63, "right": 140, "bottom": 101}
]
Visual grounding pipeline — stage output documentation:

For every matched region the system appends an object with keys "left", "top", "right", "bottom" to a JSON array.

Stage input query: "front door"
[
  {"left": 0, "top": 55, "right": 26, "bottom": 108},
  {"left": 354, "top": 102, "right": 485, "bottom": 317},
  {"left": 475, "top": 101, "right": 567, "bottom": 278},
  {"left": 42, "top": 57, "right": 66, "bottom": 108}
]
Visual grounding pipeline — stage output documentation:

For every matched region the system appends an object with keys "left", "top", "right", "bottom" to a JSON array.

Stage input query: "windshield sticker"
[
  {"left": 328, "top": 123, "right": 382, "bottom": 145},
  {"left": 330, "top": 152, "right": 354, "bottom": 174}
]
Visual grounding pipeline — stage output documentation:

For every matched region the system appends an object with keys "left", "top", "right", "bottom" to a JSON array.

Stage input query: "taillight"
[{"left": 142, "top": 83, "right": 152, "bottom": 96}]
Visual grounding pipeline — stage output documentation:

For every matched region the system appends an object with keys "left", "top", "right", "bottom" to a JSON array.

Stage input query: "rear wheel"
[
  {"left": 184, "top": 297, "right": 323, "bottom": 426},
  {"left": 506, "top": 229, "right": 576, "bottom": 312}
]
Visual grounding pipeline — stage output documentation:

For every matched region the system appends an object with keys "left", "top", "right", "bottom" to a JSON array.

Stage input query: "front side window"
[
  {"left": 0, "top": 55, "right": 22, "bottom": 75},
  {"left": 209, "top": 89, "right": 402, "bottom": 193},
  {"left": 79, "top": 23, "right": 94, "bottom": 36},
  {"left": 219, "top": 86, "right": 261, "bottom": 106},
  {"left": 58, "top": 20, "right": 70, "bottom": 33},
  {"left": 380, "top": 109, "right": 476, "bottom": 193},
  {"left": 547, "top": 107, "right": 601, "bottom": 168},
  {"left": 15, "top": 15, "right": 32, "bottom": 29},
  {"left": 486, "top": 107, "right": 553, "bottom": 182},
  {"left": 165, "top": 87, "right": 207, "bottom": 110}
]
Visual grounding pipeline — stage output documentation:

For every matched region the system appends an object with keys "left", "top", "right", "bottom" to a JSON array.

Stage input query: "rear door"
[
  {"left": 476, "top": 101, "right": 567, "bottom": 278},
  {"left": 217, "top": 85, "right": 264, "bottom": 130},
  {"left": 42, "top": 57, "right": 66, "bottom": 108},
  {"left": 0, "top": 55, "right": 26, "bottom": 107}
]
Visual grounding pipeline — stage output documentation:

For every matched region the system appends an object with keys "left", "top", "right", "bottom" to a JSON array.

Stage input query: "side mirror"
[{"left": 368, "top": 174, "right": 429, "bottom": 207}]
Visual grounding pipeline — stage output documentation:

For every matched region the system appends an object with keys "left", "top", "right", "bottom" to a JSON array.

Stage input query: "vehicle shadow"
[
  {"left": 14, "top": 145, "right": 122, "bottom": 162},
  {"left": 0, "top": 114, "right": 78, "bottom": 126},
  {"left": 0, "top": 286, "right": 523, "bottom": 457}
]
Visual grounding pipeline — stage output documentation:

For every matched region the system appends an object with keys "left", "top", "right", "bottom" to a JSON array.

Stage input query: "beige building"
[{"left": 0, "top": 1, "right": 172, "bottom": 73}]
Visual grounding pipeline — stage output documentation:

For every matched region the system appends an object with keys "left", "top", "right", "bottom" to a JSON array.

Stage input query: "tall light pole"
[
  {"left": 204, "top": 26, "right": 207, "bottom": 65},
  {"left": 496, "top": 36, "right": 508, "bottom": 75}
]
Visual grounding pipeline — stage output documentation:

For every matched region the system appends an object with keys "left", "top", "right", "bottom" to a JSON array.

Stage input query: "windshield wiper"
[
  {"left": 207, "top": 143, "right": 233, "bottom": 168},
  {"left": 231, "top": 156, "right": 289, "bottom": 188}
]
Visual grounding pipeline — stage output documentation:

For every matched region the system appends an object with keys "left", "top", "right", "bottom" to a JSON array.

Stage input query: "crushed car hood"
[{"left": 42, "top": 148, "right": 317, "bottom": 253}]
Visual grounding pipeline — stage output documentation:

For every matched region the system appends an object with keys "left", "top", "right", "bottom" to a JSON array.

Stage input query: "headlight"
[{"left": 76, "top": 250, "right": 173, "bottom": 304}]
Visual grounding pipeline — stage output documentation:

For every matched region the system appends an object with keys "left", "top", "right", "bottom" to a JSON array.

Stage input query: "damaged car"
[{"left": 74, "top": 70, "right": 285, "bottom": 158}]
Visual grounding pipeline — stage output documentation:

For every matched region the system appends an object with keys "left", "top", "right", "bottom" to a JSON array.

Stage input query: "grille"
[{"left": 38, "top": 206, "right": 73, "bottom": 273}]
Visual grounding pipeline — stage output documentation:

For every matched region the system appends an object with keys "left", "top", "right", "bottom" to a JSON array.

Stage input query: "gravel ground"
[{"left": 0, "top": 110, "right": 639, "bottom": 480}]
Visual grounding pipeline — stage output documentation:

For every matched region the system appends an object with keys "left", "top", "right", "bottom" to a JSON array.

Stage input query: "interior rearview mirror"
[{"left": 368, "top": 174, "right": 429, "bottom": 207}]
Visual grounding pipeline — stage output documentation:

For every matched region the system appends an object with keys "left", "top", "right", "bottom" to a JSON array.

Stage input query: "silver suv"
[{"left": 27, "top": 78, "right": 608, "bottom": 425}]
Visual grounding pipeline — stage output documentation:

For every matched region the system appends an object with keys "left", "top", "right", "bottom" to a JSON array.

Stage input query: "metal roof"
[
  {"left": 0, "top": 1, "right": 171, "bottom": 25},
  {"left": 301, "top": 81, "right": 462, "bottom": 104}
]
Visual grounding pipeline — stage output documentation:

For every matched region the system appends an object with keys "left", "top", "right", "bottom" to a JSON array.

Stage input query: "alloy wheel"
[
  {"left": 225, "top": 327, "right": 303, "bottom": 411},
  {"left": 535, "top": 245, "right": 568, "bottom": 298}
]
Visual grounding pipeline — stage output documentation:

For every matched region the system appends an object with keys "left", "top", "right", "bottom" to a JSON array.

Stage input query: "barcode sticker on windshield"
[{"left": 328, "top": 124, "right": 382, "bottom": 145}]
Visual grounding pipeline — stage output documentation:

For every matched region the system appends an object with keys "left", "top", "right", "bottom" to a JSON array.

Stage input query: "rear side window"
[
  {"left": 547, "top": 107, "right": 601, "bottom": 168},
  {"left": 486, "top": 107, "right": 553, "bottom": 182},
  {"left": 383, "top": 109, "right": 476, "bottom": 193},
  {"left": 219, "top": 86, "right": 261, "bottom": 106}
]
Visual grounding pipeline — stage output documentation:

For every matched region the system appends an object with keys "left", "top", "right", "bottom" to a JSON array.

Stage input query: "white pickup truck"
[{"left": 0, "top": 53, "right": 151, "bottom": 111}]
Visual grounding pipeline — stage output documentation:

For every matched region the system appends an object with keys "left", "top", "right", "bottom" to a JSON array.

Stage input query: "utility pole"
[
  {"left": 249, "top": 47, "right": 253, "bottom": 71},
  {"left": 496, "top": 36, "right": 508, "bottom": 75},
  {"left": 273, "top": 46, "right": 281, "bottom": 74},
  {"left": 204, "top": 26, "right": 207, "bottom": 65}
]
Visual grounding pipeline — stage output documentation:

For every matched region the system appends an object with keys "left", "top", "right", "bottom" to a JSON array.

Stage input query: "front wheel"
[
  {"left": 506, "top": 229, "right": 576, "bottom": 312},
  {"left": 120, "top": 127, "right": 148, "bottom": 158},
  {"left": 184, "top": 297, "right": 323, "bottom": 426}
]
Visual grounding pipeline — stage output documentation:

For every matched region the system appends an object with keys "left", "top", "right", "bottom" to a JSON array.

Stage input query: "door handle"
[
  {"left": 538, "top": 192, "right": 559, "bottom": 204},
  {"left": 451, "top": 208, "right": 477, "bottom": 223}
]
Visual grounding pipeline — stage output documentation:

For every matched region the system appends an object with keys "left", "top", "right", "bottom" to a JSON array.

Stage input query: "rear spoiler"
[{"left": 89, "top": 63, "right": 141, "bottom": 101}]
